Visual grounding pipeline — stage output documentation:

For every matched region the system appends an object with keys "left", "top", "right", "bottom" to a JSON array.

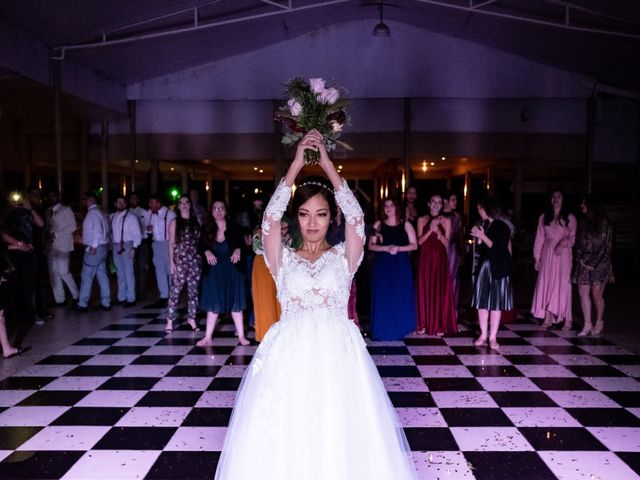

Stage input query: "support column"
[
  {"left": 0, "top": 117, "right": 6, "bottom": 188},
  {"left": 150, "top": 159, "right": 159, "bottom": 195},
  {"left": 486, "top": 166, "right": 494, "bottom": 194},
  {"left": 100, "top": 121, "right": 109, "bottom": 211},
  {"left": 182, "top": 166, "right": 189, "bottom": 195},
  {"left": 206, "top": 173, "right": 212, "bottom": 207},
  {"left": 373, "top": 176, "right": 380, "bottom": 217},
  {"left": 586, "top": 95, "right": 596, "bottom": 194},
  {"left": 514, "top": 158, "right": 523, "bottom": 223},
  {"left": 18, "top": 124, "right": 31, "bottom": 189},
  {"left": 403, "top": 98, "right": 412, "bottom": 190},
  {"left": 52, "top": 59, "right": 63, "bottom": 195},
  {"left": 128, "top": 100, "right": 137, "bottom": 192},
  {"left": 463, "top": 171, "right": 471, "bottom": 218},
  {"left": 78, "top": 121, "right": 88, "bottom": 202},
  {"left": 273, "top": 100, "right": 284, "bottom": 186}
]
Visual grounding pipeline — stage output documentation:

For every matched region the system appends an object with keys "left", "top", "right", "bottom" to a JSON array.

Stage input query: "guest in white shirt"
[
  {"left": 146, "top": 195, "right": 176, "bottom": 305},
  {"left": 111, "top": 196, "right": 142, "bottom": 306},
  {"left": 45, "top": 191, "right": 79, "bottom": 306},
  {"left": 129, "top": 192, "right": 151, "bottom": 300},
  {"left": 77, "top": 191, "right": 111, "bottom": 312}
]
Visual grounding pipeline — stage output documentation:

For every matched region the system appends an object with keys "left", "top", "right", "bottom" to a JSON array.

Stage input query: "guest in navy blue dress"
[
  {"left": 197, "top": 200, "right": 250, "bottom": 347},
  {"left": 368, "top": 198, "right": 418, "bottom": 341}
]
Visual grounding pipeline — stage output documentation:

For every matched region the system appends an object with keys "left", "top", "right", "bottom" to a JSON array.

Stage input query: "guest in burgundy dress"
[{"left": 415, "top": 194, "right": 457, "bottom": 336}]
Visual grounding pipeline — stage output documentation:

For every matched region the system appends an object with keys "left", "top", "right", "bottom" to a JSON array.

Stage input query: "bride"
[{"left": 215, "top": 130, "right": 417, "bottom": 480}]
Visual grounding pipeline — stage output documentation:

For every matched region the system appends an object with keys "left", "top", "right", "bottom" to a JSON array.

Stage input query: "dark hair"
[
  {"left": 543, "top": 190, "right": 570, "bottom": 227},
  {"left": 149, "top": 194, "right": 163, "bottom": 204},
  {"left": 441, "top": 190, "right": 452, "bottom": 200},
  {"left": 477, "top": 196, "right": 504, "bottom": 219},
  {"left": 84, "top": 191, "right": 98, "bottom": 201},
  {"left": 202, "top": 198, "right": 234, "bottom": 246},
  {"left": 582, "top": 194, "right": 607, "bottom": 234},
  {"left": 291, "top": 176, "right": 337, "bottom": 221},
  {"left": 175, "top": 194, "right": 200, "bottom": 243},
  {"left": 381, "top": 197, "right": 404, "bottom": 223}
]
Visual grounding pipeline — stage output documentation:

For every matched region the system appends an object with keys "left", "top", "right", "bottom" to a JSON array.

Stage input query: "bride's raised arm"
[
  {"left": 261, "top": 133, "right": 313, "bottom": 279},
  {"left": 314, "top": 132, "right": 365, "bottom": 274}
]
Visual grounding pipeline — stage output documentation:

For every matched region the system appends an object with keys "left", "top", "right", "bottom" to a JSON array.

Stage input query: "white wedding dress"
[{"left": 214, "top": 180, "right": 417, "bottom": 480}]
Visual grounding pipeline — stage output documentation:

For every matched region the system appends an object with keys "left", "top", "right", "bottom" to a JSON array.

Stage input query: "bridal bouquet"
[{"left": 275, "top": 77, "right": 351, "bottom": 164}]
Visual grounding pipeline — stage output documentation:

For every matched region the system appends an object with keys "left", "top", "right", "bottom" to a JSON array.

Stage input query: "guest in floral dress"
[
  {"left": 166, "top": 195, "right": 201, "bottom": 333},
  {"left": 573, "top": 195, "right": 614, "bottom": 337},
  {"left": 531, "top": 190, "right": 576, "bottom": 330}
]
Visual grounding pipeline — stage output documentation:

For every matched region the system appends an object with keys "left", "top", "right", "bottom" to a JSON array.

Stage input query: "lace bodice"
[{"left": 276, "top": 243, "right": 353, "bottom": 319}]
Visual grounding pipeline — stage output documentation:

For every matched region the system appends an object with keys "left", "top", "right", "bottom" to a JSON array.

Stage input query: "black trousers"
[{"left": 6, "top": 250, "right": 37, "bottom": 338}]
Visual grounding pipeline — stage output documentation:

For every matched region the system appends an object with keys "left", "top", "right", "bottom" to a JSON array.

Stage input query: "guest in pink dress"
[
  {"left": 531, "top": 191, "right": 576, "bottom": 330},
  {"left": 416, "top": 194, "right": 457, "bottom": 336}
]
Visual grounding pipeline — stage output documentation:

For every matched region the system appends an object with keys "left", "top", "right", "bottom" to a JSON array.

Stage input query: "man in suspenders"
[
  {"left": 146, "top": 195, "right": 176, "bottom": 306},
  {"left": 111, "top": 196, "right": 142, "bottom": 306}
]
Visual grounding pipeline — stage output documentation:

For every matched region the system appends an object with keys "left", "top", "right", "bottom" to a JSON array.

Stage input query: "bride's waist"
[{"left": 280, "top": 305, "right": 349, "bottom": 320}]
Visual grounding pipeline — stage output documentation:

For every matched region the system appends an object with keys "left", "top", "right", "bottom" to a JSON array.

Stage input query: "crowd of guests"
[
  {"left": 0, "top": 183, "right": 615, "bottom": 359},
  {"left": 367, "top": 187, "right": 614, "bottom": 350}
]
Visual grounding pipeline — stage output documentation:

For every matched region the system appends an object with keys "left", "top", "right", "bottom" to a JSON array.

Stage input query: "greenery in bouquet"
[{"left": 275, "top": 77, "right": 351, "bottom": 164}]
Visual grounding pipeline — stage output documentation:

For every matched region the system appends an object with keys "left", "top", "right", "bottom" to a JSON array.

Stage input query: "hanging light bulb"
[
  {"left": 422, "top": 161, "right": 427, "bottom": 173},
  {"left": 401, "top": 170, "right": 406, "bottom": 194},
  {"left": 373, "top": 1, "right": 391, "bottom": 37}
]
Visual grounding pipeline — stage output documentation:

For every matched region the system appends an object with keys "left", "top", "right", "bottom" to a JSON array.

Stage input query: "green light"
[
  {"left": 98, "top": 187, "right": 104, "bottom": 193},
  {"left": 170, "top": 188, "right": 179, "bottom": 199}
]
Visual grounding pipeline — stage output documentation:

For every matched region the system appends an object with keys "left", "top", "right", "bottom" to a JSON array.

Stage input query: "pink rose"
[
  {"left": 287, "top": 99, "right": 302, "bottom": 116},
  {"left": 330, "top": 120, "right": 343, "bottom": 132},
  {"left": 309, "top": 78, "right": 326, "bottom": 94},
  {"left": 318, "top": 88, "right": 340, "bottom": 105}
]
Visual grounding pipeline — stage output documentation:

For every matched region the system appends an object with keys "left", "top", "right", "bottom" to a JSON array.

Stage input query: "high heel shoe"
[
  {"left": 540, "top": 320, "right": 552, "bottom": 329},
  {"left": 165, "top": 320, "right": 173, "bottom": 333},
  {"left": 593, "top": 321, "right": 604, "bottom": 336},
  {"left": 187, "top": 319, "right": 201, "bottom": 332},
  {"left": 489, "top": 339, "right": 500, "bottom": 350},
  {"left": 578, "top": 324, "right": 593, "bottom": 337}
]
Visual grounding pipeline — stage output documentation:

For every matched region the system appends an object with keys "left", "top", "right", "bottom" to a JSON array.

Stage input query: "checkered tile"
[{"left": 1, "top": 305, "right": 640, "bottom": 479}]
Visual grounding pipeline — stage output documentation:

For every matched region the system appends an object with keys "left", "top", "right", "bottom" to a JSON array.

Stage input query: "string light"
[{"left": 205, "top": 180, "right": 210, "bottom": 191}]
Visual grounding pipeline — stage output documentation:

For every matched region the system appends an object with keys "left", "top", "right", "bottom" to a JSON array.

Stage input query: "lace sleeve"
[
  {"left": 261, "top": 179, "right": 292, "bottom": 279},
  {"left": 334, "top": 178, "right": 364, "bottom": 274}
]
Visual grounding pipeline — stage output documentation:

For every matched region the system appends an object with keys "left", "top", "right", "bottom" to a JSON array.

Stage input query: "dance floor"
[{"left": 1, "top": 305, "right": 640, "bottom": 479}]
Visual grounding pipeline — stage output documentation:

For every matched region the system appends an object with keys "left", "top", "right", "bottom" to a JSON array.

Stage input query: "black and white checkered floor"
[{"left": 1, "top": 305, "right": 640, "bottom": 480}]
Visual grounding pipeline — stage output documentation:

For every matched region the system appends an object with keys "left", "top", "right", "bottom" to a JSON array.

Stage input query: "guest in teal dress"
[{"left": 197, "top": 200, "right": 250, "bottom": 346}]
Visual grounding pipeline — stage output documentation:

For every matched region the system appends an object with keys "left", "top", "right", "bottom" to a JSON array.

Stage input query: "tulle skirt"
[{"left": 215, "top": 309, "right": 418, "bottom": 480}]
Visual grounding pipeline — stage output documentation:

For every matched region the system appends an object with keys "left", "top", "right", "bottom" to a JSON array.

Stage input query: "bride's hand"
[{"left": 294, "top": 131, "right": 322, "bottom": 165}]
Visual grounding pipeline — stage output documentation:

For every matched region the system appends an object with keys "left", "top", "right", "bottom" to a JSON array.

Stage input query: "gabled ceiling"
[{"left": 2, "top": 0, "right": 639, "bottom": 91}]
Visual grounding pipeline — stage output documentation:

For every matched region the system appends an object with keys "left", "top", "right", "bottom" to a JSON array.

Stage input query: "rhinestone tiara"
[{"left": 298, "top": 181, "right": 333, "bottom": 193}]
